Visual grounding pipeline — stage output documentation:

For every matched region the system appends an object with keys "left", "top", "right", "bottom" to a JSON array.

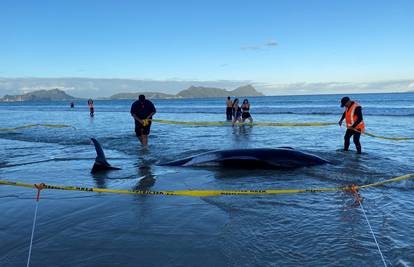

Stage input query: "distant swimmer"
[
  {"left": 232, "top": 98, "right": 242, "bottom": 126},
  {"left": 241, "top": 99, "right": 253, "bottom": 124},
  {"left": 130, "top": 94, "right": 156, "bottom": 147},
  {"left": 338, "top": 96, "right": 365, "bottom": 154},
  {"left": 70, "top": 102, "right": 74, "bottom": 108},
  {"left": 88, "top": 99, "right": 94, "bottom": 117},
  {"left": 226, "top": 96, "right": 233, "bottom": 121}
]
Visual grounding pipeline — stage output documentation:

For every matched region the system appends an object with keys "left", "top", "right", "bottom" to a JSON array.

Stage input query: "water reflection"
[
  {"left": 91, "top": 171, "right": 107, "bottom": 188},
  {"left": 134, "top": 165, "right": 156, "bottom": 191},
  {"left": 232, "top": 125, "right": 252, "bottom": 145}
]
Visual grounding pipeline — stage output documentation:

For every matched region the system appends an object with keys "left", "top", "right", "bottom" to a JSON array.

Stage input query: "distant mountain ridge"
[
  {"left": 0, "top": 85, "right": 264, "bottom": 102},
  {"left": 0, "top": 89, "right": 77, "bottom": 102},
  {"left": 110, "top": 84, "right": 264, "bottom": 100},
  {"left": 176, "top": 85, "right": 263, "bottom": 98},
  {"left": 110, "top": 92, "right": 176, "bottom": 100}
]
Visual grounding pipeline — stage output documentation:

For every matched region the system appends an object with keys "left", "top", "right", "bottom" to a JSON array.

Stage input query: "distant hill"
[
  {"left": 109, "top": 84, "right": 264, "bottom": 100},
  {"left": 110, "top": 92, "right": 177, "bottom": 100},
  {"left": 0, "top": 89, "right": 77, "bottom": 102},
  {"left": 0, "top": 85, "right": 265, "bottom": 101},
  {"left": 177, "top": 84, "right": 264, "bottom": 98}
]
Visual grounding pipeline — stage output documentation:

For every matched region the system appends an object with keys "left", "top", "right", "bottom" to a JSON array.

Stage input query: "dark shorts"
[
  {"left": 135, "top": 122, "right": 152, "bottom": 137},
  {"left": 242, "top": 112, "right": 251, "bottom": 119}
]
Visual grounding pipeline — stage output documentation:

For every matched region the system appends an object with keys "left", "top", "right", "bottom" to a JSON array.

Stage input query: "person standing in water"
[
  {"left": 241, "top": 99, "right": 253, "bottom": 124},
  {"left": 226, "top": 96, "right": 233, "bottom": 121},
  {"left": 338, "top": 96, "right": 365, "bottom": 154},
  {"left": 130, "top": 95, "right": 156, "bottom": 147},
  {"left": 70, "top": 102, "right": 74, "bottom": 109},
  {"left": 232, "top": 98, "right": 242, "bottom": 126},
  {"left": 88, "top": 99, "right": 94, "bottom": 117}
]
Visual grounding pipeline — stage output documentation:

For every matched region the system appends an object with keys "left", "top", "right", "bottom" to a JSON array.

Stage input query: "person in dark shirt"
[
  {"left": 338, "top": 96, "right": 365, "bottom": 154},
  {"left": 130, "top": 95, "right": 156, "bottom": 147}
]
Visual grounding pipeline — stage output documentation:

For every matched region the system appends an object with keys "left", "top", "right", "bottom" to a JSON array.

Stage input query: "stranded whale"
[
  {"left": 91, "top": 138, "right": 121, "bottom": 173},
  {"left": 160, "top": 148, "right": 330, "bottom": 169}
]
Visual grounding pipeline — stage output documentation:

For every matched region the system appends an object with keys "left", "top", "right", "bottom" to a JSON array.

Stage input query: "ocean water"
[{"left": 0, "top": 93, "right": 413, "bottom": 266}]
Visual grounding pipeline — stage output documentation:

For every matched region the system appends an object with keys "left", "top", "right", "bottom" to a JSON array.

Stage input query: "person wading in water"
[
  {"left": 130, "top": 95, "right": 156, "bottom": 147},
  {"left": 226, "top": 96, "right": 233, "bottom": 121},
  {"left": 338, "top": 96, "right": 365, "bottom": 154}
]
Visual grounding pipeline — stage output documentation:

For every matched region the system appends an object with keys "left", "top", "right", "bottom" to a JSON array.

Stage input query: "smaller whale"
[
  {"left": 91, "top": 138, "right": 121, "bottom": 173},
  {"left": 160, "top": 148, "right": 330, "bottom": 169}
]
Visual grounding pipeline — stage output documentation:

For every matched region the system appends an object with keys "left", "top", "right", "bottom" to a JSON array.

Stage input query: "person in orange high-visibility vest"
[{"left": 338, "top": 97, "right": 365, "bottom": 154}]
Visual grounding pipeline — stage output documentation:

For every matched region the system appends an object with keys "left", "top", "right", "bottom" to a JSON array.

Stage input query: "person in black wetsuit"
[
  {"left": 226, "top": 96, "right": 233, "bottom": 121},
  {"left": 130, "top": 95, "right": 156, "bottom": 147},
  {"left": 338, "top": 96, "right": 365, "bottom": 154}
]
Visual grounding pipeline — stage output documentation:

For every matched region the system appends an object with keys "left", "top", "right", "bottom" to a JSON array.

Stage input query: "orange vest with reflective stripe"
[{"left": 345, "top": 102, "right": 365, "bottom": 132}]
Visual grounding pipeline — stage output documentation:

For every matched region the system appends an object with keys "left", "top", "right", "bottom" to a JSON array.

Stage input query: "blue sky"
[{"left": 1, "top": 0, "right": 414, "bottom": 94}]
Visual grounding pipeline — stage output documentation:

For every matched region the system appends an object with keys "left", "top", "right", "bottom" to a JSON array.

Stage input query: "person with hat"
[
  {"left": 130, "top": 94, "right": 156, "bottom": 147},
  {"left": 338, "top": 96, "right": 365, "bottom": 154}
]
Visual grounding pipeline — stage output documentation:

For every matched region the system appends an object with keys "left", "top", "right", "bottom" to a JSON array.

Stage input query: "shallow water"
[{"left": 0, "top": 93, "right": 413, "bottom": 266}]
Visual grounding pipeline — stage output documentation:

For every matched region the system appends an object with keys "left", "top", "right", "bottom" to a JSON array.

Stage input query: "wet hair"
[
  {"left": 139, "top": 95, "right": 145, "bottom": 101},
  {"left": 243, "top": 99, "right": 248, "bottom": 104},
  {"left": 232, "top": 98, "right": 239, "bottom": 107},
  {"left": 227, "top": 96, "right": 230, "bottom": 100}
]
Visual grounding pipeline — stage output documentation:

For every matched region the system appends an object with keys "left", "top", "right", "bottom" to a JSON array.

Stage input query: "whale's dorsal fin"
[{"left": 91, "top": 138, "right": 121, "bottom": 173}]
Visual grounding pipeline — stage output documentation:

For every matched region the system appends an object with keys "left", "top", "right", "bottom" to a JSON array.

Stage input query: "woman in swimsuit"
[
  {"left": 241, "top": 99, "right": 253, "bottom": 124},
  {"left": 232, "top": 98, "right": 242, "bottom": 126}
]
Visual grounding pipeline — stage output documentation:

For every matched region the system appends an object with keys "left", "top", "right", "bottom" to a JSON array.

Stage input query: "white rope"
[
  {"left": 358, "top": 201, "right": 387, "bottom": 267},
  {"left": 27, "top": 200, "right": 39, "bottom": 267}
]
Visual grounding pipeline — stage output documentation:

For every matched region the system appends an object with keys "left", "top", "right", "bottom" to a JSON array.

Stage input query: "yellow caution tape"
[
  {"left": 363, "top": 131, "right": 414, "bottom": 141},
  {"left": 153, "top": 119, "right": 413, "bottom": 140},
  {"left": 142, "top": 119, "right": 150, "bottom": 127},
  {"left": 1, "top": 173, "right": 413, "bottom": 197},
  {"left": 348, "top": 127, "right": 414, "bottom": 141},
  {"left": 0, "top": 124, "right": 75, "bottom": 131},
  {"left": 152, "top": 119, "right": 336, "bottom": 127}
]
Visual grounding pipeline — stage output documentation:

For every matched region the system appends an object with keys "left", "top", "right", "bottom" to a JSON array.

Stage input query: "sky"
[{"left": 1, "top": 0, "right": 414, "bottom": 96}]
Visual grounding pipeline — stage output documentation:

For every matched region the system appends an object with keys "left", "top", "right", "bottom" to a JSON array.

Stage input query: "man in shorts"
[{"left": 130, "top": 95, "right": 156, "bottom": 147}]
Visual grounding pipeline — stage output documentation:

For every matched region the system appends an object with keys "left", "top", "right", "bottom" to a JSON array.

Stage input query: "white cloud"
[{"left": 255, "top": 80, "right": 414, "bottom": 95}]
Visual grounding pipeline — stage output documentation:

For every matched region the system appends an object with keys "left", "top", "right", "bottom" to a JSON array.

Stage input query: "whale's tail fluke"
[{"left": 91, "top": 138, "right": 121, "bottom": 173}]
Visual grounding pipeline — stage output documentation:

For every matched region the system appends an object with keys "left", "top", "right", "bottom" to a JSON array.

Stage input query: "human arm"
[
  {"left": 146, "top": 102, "right": 156, "bottom": 120},
  {"left": 130, "top": 102, "right": 143, "bottom": 125},
  {"left": 131, "top": 113, "right": 143, "bottom": 125},
  {"left": 338, "top": 111, "right": 345, "bottom": 126}
]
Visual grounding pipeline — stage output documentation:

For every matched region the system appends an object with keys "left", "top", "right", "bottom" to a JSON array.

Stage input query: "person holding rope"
[
  {"left": 338, "top": 96, "right": 365, "bottom": 154},
  {"left": 130, "top": 95, "right": 156, "bottom": 147}
]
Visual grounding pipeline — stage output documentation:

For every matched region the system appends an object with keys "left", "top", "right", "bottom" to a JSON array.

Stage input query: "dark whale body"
[{"left": 160, "top": 148, "right": 329, "bottom": 169}]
